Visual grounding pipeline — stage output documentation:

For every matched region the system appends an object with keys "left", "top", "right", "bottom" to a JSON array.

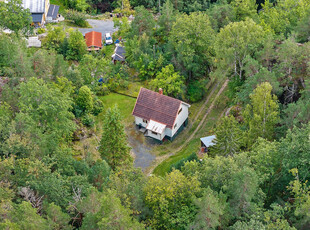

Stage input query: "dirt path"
[{"left": 146, "top": 79, "right": 229, "bottom": 176}]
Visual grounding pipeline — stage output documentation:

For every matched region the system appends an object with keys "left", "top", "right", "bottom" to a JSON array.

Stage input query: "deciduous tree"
[
  {"left": 144, "top": 170, "right": 201, "bottom": 229},
  {"left": 243, "top": 82, "right": 279, "bottom": 146},
  {"left": 150, "top": 64, "right": 185, "bottom": 98},
  {"left": 76, "top": 85, "right": 94, "bottom": 114},
  {"left": 215, "top": 19, "right": 265, "bottom": 80},
  {"left": 0, "top": 0, "right": 32, "bottom": 34},
  {"left": 169, "top": 12, "right": 215, "bottom": 80},
  {"left": 66, "top": 29, "right": 87, "bottom": 61}
]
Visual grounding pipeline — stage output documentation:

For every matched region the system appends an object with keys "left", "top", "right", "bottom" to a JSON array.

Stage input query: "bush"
[
  {"left": 187, "top": 80, "right": 207, "bottom": 102},
  {"left": 76, "top": 85, "right": 94, "bottom": 113},
  {"left": 169, "top": 153, "right": 198, "bottom": 172},
  {"left": 64, "top": 9, "right": 87, "bottom": 27},
  {"left": 81, "top": 113, "right": 95, "bottom": 127},
  {"left": 88, "top": 160, "right": 110, "bottom": 191},
  {"left": 94, "top": 84, "right": 110, "bottom": 96},
  {"left": 37, "top": 28, "right": 45, "bottom": 34},
  {"left": 93, "top": 97, "right": 104, "bottom": 116}
]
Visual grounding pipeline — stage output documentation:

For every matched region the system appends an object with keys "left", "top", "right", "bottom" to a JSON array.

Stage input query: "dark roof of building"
[
  {"left": 47, "top": 5, "right": 59, "bottom": 19},
  {"left": 85, "top": 31, "right": 102, "bottom": 48},
  {"left": 112, "top": 46, "right": 125, "bottom": 61},
  {"left": 22, "top": 0, "right": 45, "bottom": 13},
  {"left": 31, "top": 13, "right": 43, "bottom": 23},
  {"left": 132, "top": 88, "right": 188, "bottom": 129}
]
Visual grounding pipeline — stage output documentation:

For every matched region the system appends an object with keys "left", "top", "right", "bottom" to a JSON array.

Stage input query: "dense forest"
[{"left": 0, "top": 0, "right": 310, "bottom": 229}]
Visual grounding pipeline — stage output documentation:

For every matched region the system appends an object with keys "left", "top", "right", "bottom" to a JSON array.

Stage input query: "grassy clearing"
[
  {"left": 98, "top": 93, "right": 136, "bottom": 126},
  {"left": 102, "top": 45, "right": 115, "bottom": 58},
  {"left": 117, "top": 81, "right": 145, "bottom": 97},
  {"left": 153, "top": 139, "right": 199, "bottom": 176},
  {"left": 72, "top": 93, "right": 136, "bottom": 160}
]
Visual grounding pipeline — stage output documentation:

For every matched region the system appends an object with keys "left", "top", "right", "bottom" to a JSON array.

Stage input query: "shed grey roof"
[
  {"left": 47, "top": 4, "right": 59, "bottom": 19},
  {"left": 31, "top": 13, "right": 43, "bottom": 23},
  {"left": 200, "top": 135, "right": 216, "bottom": 147},
  {"left": 22, "top": 0, "right": 46, "bottom": 13},
  {"left": 112, "top": 46, "right": 125, "bottom": 61}
]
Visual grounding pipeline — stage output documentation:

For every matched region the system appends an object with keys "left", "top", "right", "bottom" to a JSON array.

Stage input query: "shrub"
[
  {"left": 187, "top": 80, "right": 207, "bottom": 102},
  {"left": 64, "top": 9, "right": 87, "bottom": 27},
  {"left": 81, "top": 113, "right": 95, "bottom": 127},
  {"left": 37, "top": 28, "right": 45, "bottom": 34},
  {"left": 76, "top": 85, "right": 93, "bottom": 113},
  {"left": 93, "top": 97, "right": 104, "bottom": 116},
  {"left": 169, "top": 153, "right": 198, "bottom": 172},
  {"left": 94, "top": 84, "right": 110, "bottom": 96}
]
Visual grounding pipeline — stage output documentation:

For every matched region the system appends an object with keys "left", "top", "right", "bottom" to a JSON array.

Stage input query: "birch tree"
[
  {"left": 243, "top": 82, "right": 279, "bottom": 147},
  {"left": 215, "top": 18, "right": 265, "bottom": 80}
]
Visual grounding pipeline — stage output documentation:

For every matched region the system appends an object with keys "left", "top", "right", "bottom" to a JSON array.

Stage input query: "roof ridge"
[
  {"left": 135, "top": 102, "right": 179, "bottom": 119},
  {"left": 141, "top": 87, "right": 182, "bottom": 103}
]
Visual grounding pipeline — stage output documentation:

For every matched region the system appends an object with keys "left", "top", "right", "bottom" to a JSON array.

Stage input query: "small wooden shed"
[{"left": 200, "top": 135, "right": 216, "bottom": 153}]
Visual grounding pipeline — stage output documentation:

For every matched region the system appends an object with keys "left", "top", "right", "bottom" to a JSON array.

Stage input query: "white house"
[{"left": 132, "top": 88, "right": 190, "bottom": 142}]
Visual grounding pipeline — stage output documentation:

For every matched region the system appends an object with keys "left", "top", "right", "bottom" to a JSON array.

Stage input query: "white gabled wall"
[
  {"left": 171, "top": 103, "right": 189, "bottom": 137},
  {"left": 135, "top": 116, "right": 147, "bottom": 128},
  {"left": 164, "top": 127, "right": 172, "bottom": 137}
]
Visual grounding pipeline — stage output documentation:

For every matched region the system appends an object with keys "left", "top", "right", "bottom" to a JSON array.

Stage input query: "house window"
[
  {"left": 143, "top": 119, "right": 148, "bottom": 123},
  {"left": 178, "top": 108, "right": 182, "bottom": 114},
  {"left": 151, "top": 131, "right": 157, "bottom": 135},
  {"left": 174, "top": 123, "right": 177, "bottom": 129}
]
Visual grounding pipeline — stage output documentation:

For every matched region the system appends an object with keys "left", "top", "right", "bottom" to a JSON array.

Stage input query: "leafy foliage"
[
  {"left": 64, "top": 9, "right": 88, "bottom": 27},
  {"left": 0, "top": 0, "right": 32, "bottom": 34},
  {"left": 150, "top": 64, "right": 185, "bottom": 98},
  {"left": 243, "top": 82, "right": 279, "bottom": 146},
  {"left": 169, "top": 11, "right": 215, "bottom": 80}
]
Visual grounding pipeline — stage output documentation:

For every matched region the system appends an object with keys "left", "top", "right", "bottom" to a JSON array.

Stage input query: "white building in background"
[{"left": 132, "top": 88, "right": 190, "bottom": 142}]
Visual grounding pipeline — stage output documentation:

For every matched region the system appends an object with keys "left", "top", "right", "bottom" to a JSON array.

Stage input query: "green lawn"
[
  {"left": 117, "top": 81, "right": 145, "bottom": 97},
  {"left": 153, "top": 138, "right": 199, "bottom": 176},
  {"left": 98, "top": 93, "right": 136, "bottom": 126}
]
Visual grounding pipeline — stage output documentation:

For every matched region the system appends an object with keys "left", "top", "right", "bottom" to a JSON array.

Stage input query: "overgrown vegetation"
[{"left": 0, "top": 0, "right": 309, "bottom": 229}]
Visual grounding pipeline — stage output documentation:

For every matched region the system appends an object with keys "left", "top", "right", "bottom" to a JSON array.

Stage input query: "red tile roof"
[
  {"left": 85, "top": 31, "right": 102, "bottom": 48},
  {"left": 132, "top": 88, "right": 186, "bottom": 129}
]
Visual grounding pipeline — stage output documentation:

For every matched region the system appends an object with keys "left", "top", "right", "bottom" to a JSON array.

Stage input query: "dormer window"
[
  {"left": 178, "top": 108, "right": 182, "bottom": 115},
  {"left": 174, "top": 123, "right": 177, "bottom": 129},
  {"left": 143, "top": 119, "right": 148, "bottom": 123}
]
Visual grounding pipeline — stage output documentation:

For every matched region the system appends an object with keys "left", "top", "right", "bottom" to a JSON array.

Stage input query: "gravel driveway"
[{"left": 78, "top": 19, "right": 118, "bottom": 36}]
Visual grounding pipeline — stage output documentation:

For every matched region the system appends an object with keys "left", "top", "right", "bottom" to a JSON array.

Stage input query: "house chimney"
[{"left": 159, "top": 88, "right": 163, "bottom": 95}]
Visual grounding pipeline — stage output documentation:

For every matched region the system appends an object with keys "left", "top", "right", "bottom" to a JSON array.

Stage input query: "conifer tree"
[
  {"left": 99, "top": 105, "right": 132, "bottom": 169},
  {"left": 212, "top": 115, "right": 243, "bottom": 156}
]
